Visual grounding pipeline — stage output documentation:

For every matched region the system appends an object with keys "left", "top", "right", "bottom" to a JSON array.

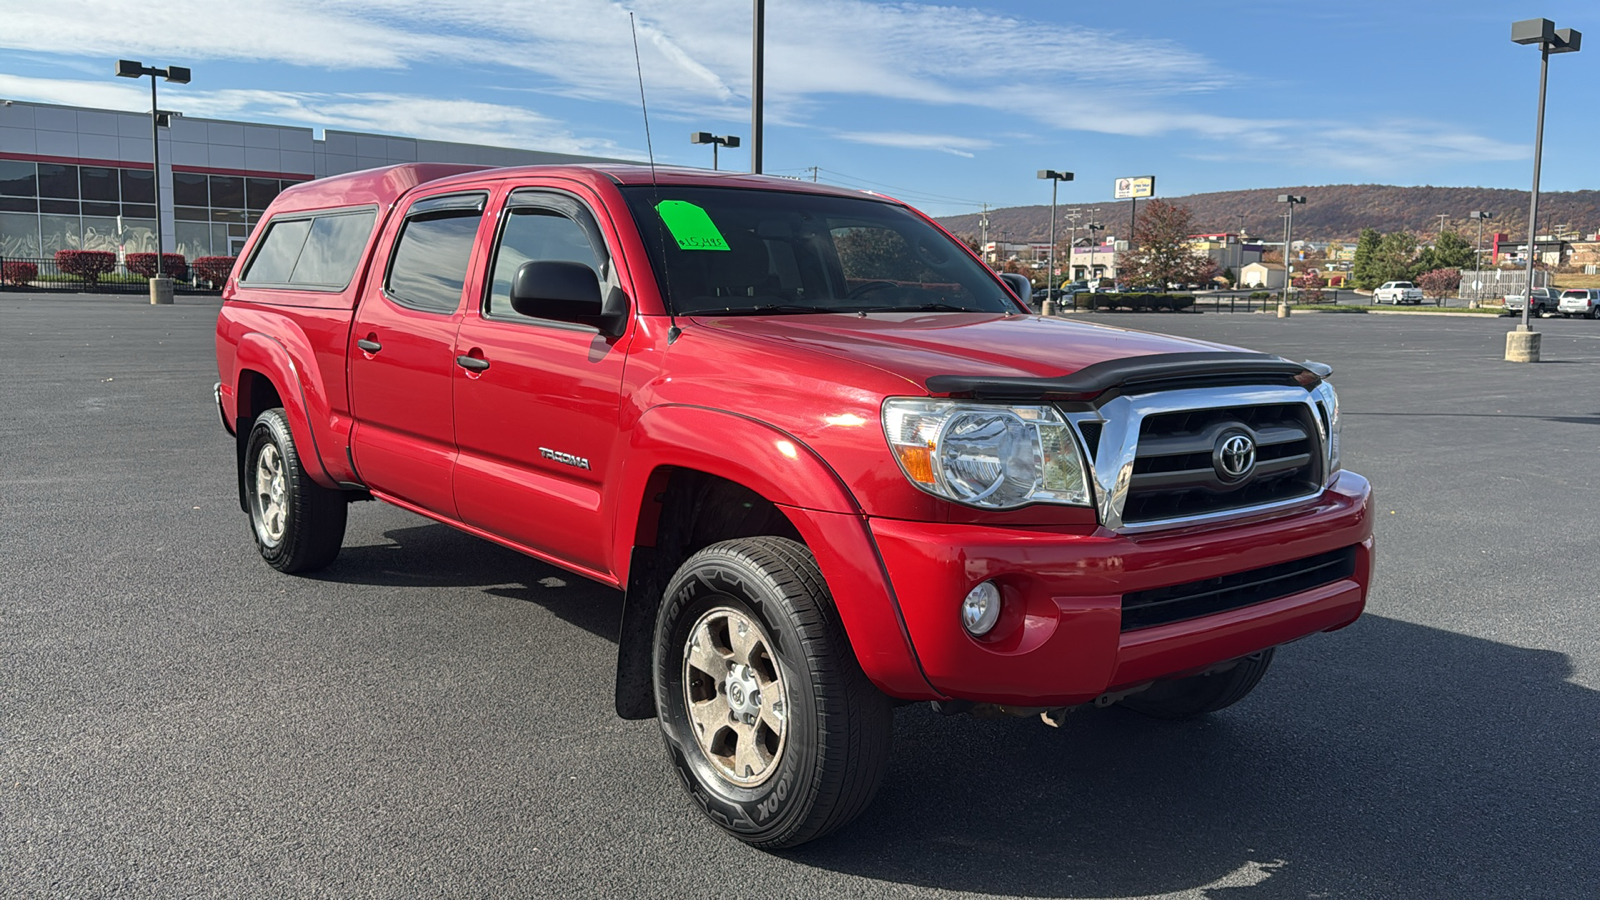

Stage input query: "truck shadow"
[
  {"left": 782, "top": 614, "right": 1599, "bottom": 898},
  {"left": 312, "top": 522, "right": 621, "bottom": 641}
]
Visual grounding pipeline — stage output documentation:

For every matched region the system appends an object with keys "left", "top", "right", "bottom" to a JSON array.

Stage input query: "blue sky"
[{"left": 1, "top": 0, "right": 1595, "bottom": 217}]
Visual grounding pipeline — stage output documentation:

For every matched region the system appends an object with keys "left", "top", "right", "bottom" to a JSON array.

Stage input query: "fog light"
[{"left": 961, "top": 581, "right": 1002, "bottom": 636}]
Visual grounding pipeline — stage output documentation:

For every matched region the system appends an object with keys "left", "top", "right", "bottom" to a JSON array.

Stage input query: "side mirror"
[
  {"left": 999, "top": 272, "right": 1033, "bottom": 310},
  {"left": 510, "top": 260, "right": 628, "bottom": 335}
]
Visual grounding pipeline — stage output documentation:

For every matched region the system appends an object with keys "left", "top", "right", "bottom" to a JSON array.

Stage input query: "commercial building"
[{"left": 0, "top": 99, "right": 629, "bottom": 262}]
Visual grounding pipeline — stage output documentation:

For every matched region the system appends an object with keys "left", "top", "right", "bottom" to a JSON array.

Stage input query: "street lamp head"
[
  {"left": 1277, "top": 194, "right": 1306, "bottom": 205},
  {"left": 1037, "top": 169, "right": 1073, "bottom": 182},
  {"left": 1551, "top": 28, "right": 1581, "bottom": 53},
  {"left": 1471, "top": 211, "right": 1494, "bottom": 220},
  {"left": 1512, "top": 18, "right": 1556, "bottom": 45},
  {"left": 116, "top": 59, "right": 144, "bottom": 78},
  {"left": 721, "top": 135, "right": 740, "bottom": 148},
  {"left": 690, "top": 131, "right": 714, "bottom": 144},
  {"left": 164, "top": 65, "right": 191, "bottom": 84}
]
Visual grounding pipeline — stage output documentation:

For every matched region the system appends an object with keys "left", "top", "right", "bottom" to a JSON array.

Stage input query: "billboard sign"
[{"left": 1114, "top": 176, "right": 1155, "bottom": 199}]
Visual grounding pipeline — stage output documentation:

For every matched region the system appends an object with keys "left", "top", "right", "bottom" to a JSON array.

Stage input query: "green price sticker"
[{"left": 655, "top": 200, "right": 730, "bottom": 251}]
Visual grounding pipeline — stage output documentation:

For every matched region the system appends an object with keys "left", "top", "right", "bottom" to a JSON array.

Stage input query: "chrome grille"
[{"left": 1120, "top": 404, "right": 1322, "bottom": 524}]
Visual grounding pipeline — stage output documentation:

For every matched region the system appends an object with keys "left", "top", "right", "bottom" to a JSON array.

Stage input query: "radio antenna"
[{"left": 630, "top": 12, "right": 681, "bottom": 343}]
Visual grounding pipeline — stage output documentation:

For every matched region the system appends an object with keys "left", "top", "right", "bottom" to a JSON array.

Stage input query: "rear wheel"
[
  {"left": 654, "top": 537, "right": 893, "bottom": 848},
  {"left": 244, "top": 408, "right": 347, "bottom": 573},
  {"left": 1120, "top": 649, "right": 1275, "bottom": 720},
  {"left": 1590, "top": 306, "right": 1600, "bottom": 320}
]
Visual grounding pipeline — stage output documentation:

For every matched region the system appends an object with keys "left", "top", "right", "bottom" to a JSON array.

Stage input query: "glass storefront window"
[
  {"left": 175, "top": 221, "right": 213, "bottom": 260},
  {"left": 81, "top": 167, "right": 119, "bottom": 202},
  {"left": 0, "top": 197, "right": 38, "bottom": 213},
  {"left": 38, "top": 164, "right": 80, "bottom": 199},
  {"left": 121, "top": 169, "right": 154, "bottom": 204},
  {"left": 83, "top": 202, "right": 120, "bottom": 218},
  {"left": 0, "top": 161, "right": 38, "bottom": 197},
  {"left": 173, "top": 172, "right": 208, "bottom": 207},
  {"left": 246, "top": 178, "right": 281, "bottom": 211},
  {"left": 209, "top": 176, "right": 244, "bottom": 209},
  {"left": 122, "top": 203, "right": 156, "bottom": 220},
  {"left": 40, "top": 199, "right": 80, "bottom": 215},
  {"left": 176, "top": 206, "right": 210, "bottom": 222},
  {"left": 0, "top": 211, "right": 42, "bottom": 257},
  {"left": 119, "top": 218, "right": 157, "bottom": 255},
  {"left": 80, "top": 217, "right": 120, "bottom": 252},
  {"left": 40, "top": 214, "right": 82, "bottom": 255}
]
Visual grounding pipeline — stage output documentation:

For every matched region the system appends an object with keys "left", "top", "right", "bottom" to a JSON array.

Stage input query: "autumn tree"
[
  {"left": 1417, "top": 268, "right": 1462, "bottom": 300},
  {"left": 1117, "top": 199, "right": 1215, "bottom": 289}
]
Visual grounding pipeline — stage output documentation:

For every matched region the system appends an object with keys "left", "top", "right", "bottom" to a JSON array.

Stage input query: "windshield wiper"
[
  {"left": 851, "top": 303, "right": 984, "bottom": 313},
  {"left": 689, "top": 304, "right": 831, "bottom": 316}
]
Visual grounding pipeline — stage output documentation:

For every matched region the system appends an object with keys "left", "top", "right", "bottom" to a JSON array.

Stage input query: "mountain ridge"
[{"left": 934, "top": 184, "right": 1600, "bottom": 245}]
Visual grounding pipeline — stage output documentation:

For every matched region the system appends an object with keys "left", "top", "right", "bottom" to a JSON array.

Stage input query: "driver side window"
[{"left": 486, "top": 208, "right": 601, "bottom": 319}]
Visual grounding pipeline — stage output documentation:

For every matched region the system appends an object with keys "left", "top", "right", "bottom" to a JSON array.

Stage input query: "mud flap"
[{"left": 614, "top": 545, "right": 662, "bottom": 720}]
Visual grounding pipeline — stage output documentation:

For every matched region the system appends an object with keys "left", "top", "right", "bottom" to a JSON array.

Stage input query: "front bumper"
[{"left": 868, "top": 471, "right": 1373, "bottom": 706}]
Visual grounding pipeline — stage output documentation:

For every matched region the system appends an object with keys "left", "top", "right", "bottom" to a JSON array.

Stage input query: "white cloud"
[
  {"left": 0, "top": 74, "right": 630, "bottom": 157},
  {"left": 834, "top": 131, "right": 994, "bottom": 158},
  {"left": 0, "top": 0, "right": 1525, "bottom": 172}
]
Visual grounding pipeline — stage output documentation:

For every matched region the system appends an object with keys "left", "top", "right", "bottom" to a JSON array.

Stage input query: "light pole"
[
  {"left": 1235, "top": 213, "right": 1248, "bottom": 283},
  {"left": 751, "top": 0, "right": 764, "bottom": 173},
  {"left": 690, "top": 132, "right": 740, "bottom": 171},
  {"left": 1508, "top": 18, "right": 1581, "bottom": 361},
  {"left": 1065, "top": 209, "right": 1082, "bottom": 281},
  {"left": 1086, "top": 223, "right": 1104, "bottom": 286},
  {"left": 116, "top": 59, "right": 189, "bottom": 304},
  {"left": 1037, "top": 170, "right": 1074, "bottom": 292},
  {"left": 1278, "top": 195, "right": 1306, "bottom": 314},
  {"left": 1470, "top": 210, "right": 1495, "bottom": 305}
]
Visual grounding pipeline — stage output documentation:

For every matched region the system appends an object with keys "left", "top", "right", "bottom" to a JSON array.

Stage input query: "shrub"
[
  {"left": 125, "top": 253, "right": 190, "bottom": 281},
  {"left": 2, "top": 260, "right": 38, "bottom": 286},
  {"left": 54, "top": 250, "right": 118, "bottom": 287},
  {"left": 1249, "top": 291, "right": 1274, "bottom": 300},
  {"left": 194, "top": 256, "right": 237, "bottom": 286},
  {"left": 1417, "top": 267, "right": 1462, "bottom": 300}
]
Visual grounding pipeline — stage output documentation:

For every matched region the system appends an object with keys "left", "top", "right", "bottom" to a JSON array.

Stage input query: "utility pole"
[
  {"left": 1437, "top": 213, "right": 1449, "bottom": 236},
  {"left": 978, "top": 204, "right": 990, "bottom": 262},
  {"left": 1065, "top": 209, "right": 1082, "bottom": 281},
  {"left": 751, "top": 0, "right": 765, "bottom": 174},
  {"left": 802, "top": 166, "right": 819, "bottom": 182}
]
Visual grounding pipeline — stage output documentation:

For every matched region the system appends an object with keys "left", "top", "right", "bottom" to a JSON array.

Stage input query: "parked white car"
[
  {"left": 1373, "top": 281, "right": 1424, "bottom": 304},
  {"left": 1557, "top": 289, "right": 1600, "bottom": 319}
]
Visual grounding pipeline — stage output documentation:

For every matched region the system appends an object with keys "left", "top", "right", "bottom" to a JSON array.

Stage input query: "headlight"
[
  {"left": 881, "top": 399, "right": 1092, "bottom": 509},
  {"left": 1315, "top": 381, "right": 1341, "bottom": 475}
]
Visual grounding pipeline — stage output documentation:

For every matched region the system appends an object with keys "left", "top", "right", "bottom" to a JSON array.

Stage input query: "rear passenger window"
[
  {"left": 240, "top": 208, "right": 376, "bottom": 290},
  {"left": 242, "top": 219, "right": 311, "bottom": 284},
  {"left": 289, "top": 211, "right": 376, "bottom": 287},
  {"left": 385, "top": 194, "right": 487, "bottom": 314}
]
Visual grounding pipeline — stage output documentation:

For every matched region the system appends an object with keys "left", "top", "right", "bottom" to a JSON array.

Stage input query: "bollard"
[
  {"left": 1277, "top": 302, "right": 1290, "bottom": 318},
  {"left": 149, "top": 275, "right": 174, "bottom": 305},
  {"left": 1041, "top": 299, "right": 1055, "bottom": 317},
  {"left": 1504, "top": 324, "right": 1540, "bottom": 363}
]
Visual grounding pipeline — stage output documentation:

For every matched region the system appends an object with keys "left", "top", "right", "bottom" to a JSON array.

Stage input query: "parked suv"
[
  {"left": 1504, "top": 287, "right": 1558, "bottom": 317},
  {"left": 1557, "top": 288, "right": 1600, "bottom": 319},
  {"left": 214, "top": 163, "right": 1373, "bottom": 848}
]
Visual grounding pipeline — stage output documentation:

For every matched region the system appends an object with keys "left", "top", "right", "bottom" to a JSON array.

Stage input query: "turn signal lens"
[
  {"left": 894, "top": 444, "right": 936, "bottom": 484},
  {"left": 961, "top": 581, "right": 1002, "bottom": 636}
]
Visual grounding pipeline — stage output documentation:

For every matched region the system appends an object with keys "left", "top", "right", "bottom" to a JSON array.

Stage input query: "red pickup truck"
[{"left": 215, "top": 163, "right": 1373, "bottom": 848}]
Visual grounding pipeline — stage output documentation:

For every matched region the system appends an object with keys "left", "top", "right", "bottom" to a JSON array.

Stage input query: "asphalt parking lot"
[{"left": 4, "top": 295, "right": 1597, "bottom": 899}]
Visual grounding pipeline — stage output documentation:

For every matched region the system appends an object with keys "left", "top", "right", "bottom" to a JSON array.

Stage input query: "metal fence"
[
  {"left": 0, "top": 257, "right": 223, "bottom": 294},
  {"left": 1457, "top": 268, "right": 1549, "bottom": 303}
]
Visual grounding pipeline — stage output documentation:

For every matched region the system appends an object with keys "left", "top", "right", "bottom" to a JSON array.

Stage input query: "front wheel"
[
  {"left": 654, "top": 537, "right": 893, "bottom": 848},
  {"left": 244, "top": 408, "right": 347, "bottom": 573},
  {"left": 1120, "top": 649, "right": 1275, "bottom": 720}
]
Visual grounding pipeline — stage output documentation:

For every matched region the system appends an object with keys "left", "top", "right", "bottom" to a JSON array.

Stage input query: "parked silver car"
[{"left": 1557, "top": 289, "right": 1600, "bottom": 319}]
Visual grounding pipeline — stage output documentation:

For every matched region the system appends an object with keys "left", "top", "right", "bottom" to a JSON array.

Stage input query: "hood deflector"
[{"left": 925, "top": 352, "right": 1320, "bottom": 402}]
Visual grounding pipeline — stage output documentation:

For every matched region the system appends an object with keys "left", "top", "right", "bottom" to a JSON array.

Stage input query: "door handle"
[
  {"left": 356, "top": 338, "right": 382, "bottom": 353},
  {"left": 456, "top": 354, "right": 490, "bottom": 372}
]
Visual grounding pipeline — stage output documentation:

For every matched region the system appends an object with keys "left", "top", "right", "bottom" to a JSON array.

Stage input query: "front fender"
[{"left": 610, "top": 405, "right": 938, "bottom": 701}]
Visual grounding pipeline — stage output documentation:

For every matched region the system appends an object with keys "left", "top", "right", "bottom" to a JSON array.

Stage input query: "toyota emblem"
[{"left": 1215, "top": 433, "right": 1257, "bottom": 481}]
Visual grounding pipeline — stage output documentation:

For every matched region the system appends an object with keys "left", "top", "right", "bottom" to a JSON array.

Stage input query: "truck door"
[
  {"left": 452, "top": 187, "right": 633, "bottom": 575},
  {"left": 348, "top": 191, "right": 491, "bottom": 516}
]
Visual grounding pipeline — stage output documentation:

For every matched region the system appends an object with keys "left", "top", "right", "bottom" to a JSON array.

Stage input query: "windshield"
[{"left": 620, "top": 185, "right": 1014, "bottom": 315}]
